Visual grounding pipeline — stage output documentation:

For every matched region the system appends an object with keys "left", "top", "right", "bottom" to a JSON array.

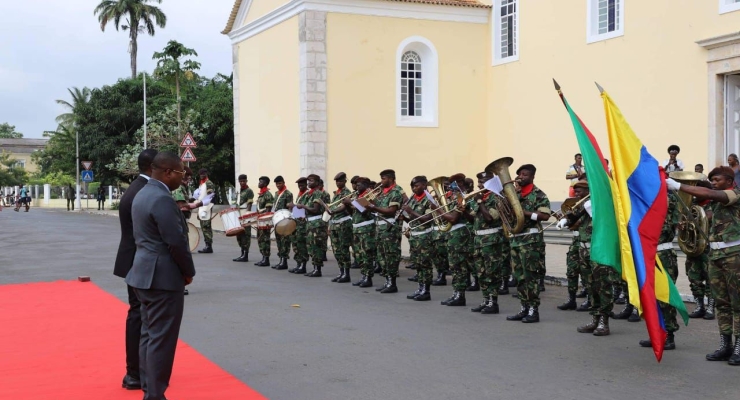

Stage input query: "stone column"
[
  {"left": 229, "top": 187, "right": 234, "bottom": 205},
  {"left": 109, "top": 185, "right": 113, "bottom": 204},
  {"left": 35, "top": 185, "right": 39, "bottom": 199},
  {"left": 44, "top": 184, "right": 50, "bottom": 205},
  {"left": 298, "top": 10, "right": 328, "bottom": 180}
]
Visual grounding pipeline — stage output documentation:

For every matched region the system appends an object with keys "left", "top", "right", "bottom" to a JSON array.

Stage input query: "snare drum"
[
  {"left": 239, "top": 211, "right": 259, "bottom": 227},
  {"left": 187, "top": 222, "right": 200, "bottom": 252},
  {"left": 272, "top": 209, "right": 297, "bottom": 236},
  {"left": 257, "top": 212, "right": 275, "bottom": 230},
  {"left": 219, "top": 208, "right": 245, "bottom": 237}
]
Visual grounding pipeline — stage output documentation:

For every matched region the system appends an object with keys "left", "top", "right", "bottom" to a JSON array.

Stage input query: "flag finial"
[
  {"left": 595, "top": 82, "right": 605, "bottom": 94},
  {"left": 553, "top": 79, "right": 561, "bottom": 91}
]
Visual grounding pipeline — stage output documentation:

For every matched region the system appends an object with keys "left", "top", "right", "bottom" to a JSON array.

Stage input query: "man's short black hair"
[
  {"left": 137, "top": 149, "right": 158, "bottom": 174},
  {"left": 575, "top": 153, "right": 582, "bottom": 157},
  {"left": 152, "top": 151, "right": 181, "bottom": 170},
  {"left": 695, "top": 163, "right": 704, "bottom": 168},
  {"left": 238, "top": 174, "right": 247, "bottom": 181},
  {"left": 259, "top": 176, "right": 270, "bottom": 183},
  {"left": 668, "top": 145, "right": 680, "bottom": 153}
]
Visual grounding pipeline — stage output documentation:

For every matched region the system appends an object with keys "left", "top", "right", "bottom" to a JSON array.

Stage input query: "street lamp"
[{"left": 75, "top": 128, "right": 81, "bottom": 211}]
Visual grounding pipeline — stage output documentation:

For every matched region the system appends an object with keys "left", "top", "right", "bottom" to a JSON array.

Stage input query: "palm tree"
[
  {"left": 153, "top": 40, "right": 201, "bottom": 130},
  {"left": 94, "top": 0, "right": 167, "bottom": 78},
  {"left": 55, "top": 87, "right": 91, "bottom": 126}
]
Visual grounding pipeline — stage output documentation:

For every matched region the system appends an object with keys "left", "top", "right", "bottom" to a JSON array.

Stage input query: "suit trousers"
[
  {"left": 126, "top": 285, "right": 142, "bottom": 379},
  {"left": 135, "top": 288, "right": 185, "bottom": 400}
]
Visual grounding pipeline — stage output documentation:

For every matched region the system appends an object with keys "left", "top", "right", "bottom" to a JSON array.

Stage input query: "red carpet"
[{"left": 0, "top": 281, "right": 266, "bottom": 399}]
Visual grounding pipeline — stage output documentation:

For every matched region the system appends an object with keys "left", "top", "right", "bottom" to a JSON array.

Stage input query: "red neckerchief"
[
  {"left": 699, "top": 199, "right": 711, "bottom": 207},
  {"left": 307, "top": 188, "right": 316, "bottom": 196},
  {"left": 200, "top": 178, "right": 208, "bottom": 185},
  {"left": 259, "top": 187, "right": 269, "bottom": 195},
  {"left": 481, "top": 191, "right": 492, "bottom": 201},
  {"left": 298, "top": 189, "right": 307, "bottom": 198},
  {"left": 413, "top": 192, "right": 425, "bottom": 202},
  {"left": 335, "top": 188, "right": 345, "bottom": 195},
  {"left": 359, "top": 189, "right": 369, "bottom": 198},
  {"left": 382, "top": 183, "right": 396, "bottom": 194},
  {"left": 277, "top": 187, "right": 286, "bottom": 194},
  {"left": 520, "top": 183, "right": 534, "bottom": 197},
  {"left": 241, "top": 184, "right": 249, "bottom": 191}
]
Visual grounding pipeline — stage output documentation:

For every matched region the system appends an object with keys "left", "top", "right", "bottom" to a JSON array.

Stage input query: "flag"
[
  {"left": 554, "top": 81, "right": 621, "bottom": 273},
  {"left": 600, "top": 86, "right": 687, "bottom": 361}
]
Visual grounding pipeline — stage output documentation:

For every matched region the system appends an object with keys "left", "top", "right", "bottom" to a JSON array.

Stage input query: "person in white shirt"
[
  {"left": 663, "top": 144, "right": 684, "bottom": 172},
  {"left": 565, "top": 153, "right": 586, "bottom": 197}
]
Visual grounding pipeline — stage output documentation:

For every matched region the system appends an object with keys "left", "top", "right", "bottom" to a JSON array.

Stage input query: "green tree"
[
  {"left": 0, "top": 152, "right": 28, "bottom": 187},
  {"left": 94, "top": 0, "right": 167, "bottom": 78},
  {"left": 55, "top": 87, "right": 91, "bottom": 126},
  {"left": 32, "top": 123, "right": 77, "bottom": 177},
  {"left": 153, "top": 40, "right": 201, "bottom": 131},
  {"left": 0, "top": 123, "right": 23, "bottom": 139}
]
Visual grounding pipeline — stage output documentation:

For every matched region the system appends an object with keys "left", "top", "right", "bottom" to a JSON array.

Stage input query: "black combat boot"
[
  {"left": 271, "top": 256, "right": 281, "bottom": 268},
  {"left": 406, "top": 263, "right": 417, "bottom": 270},
  {"left": 351, "top": 260, "right": 359, "bottom": 269},
  {"left": 373, "top": 262, "right": 382, "bottom": 274},
  {"left": 307, "top": 265, "right": 322, "bottom": 277},
  {"left": 577, "top": 315, "right": 599, "bottom": 333},
  {"left": 337, "top": 268, "right": 351, "bottom": 283},
  {"left": 380, "top": 277, "right": 398, "bottom": 293},
  {"left": 704, "top": 297, "right": 716, "bottom": 320},
  {"left": 639, "top": 333, "right": 675, "bottom": 350},
  {"left": 612, "top": 285, "right": 623, "bottom": 304},
  {"left": 407, "top": 282, "right": 423, "bottom": 299},
  {"left": 689, "top": 296, "right": 706, "bottom": 318},
  {"left": 627, "top": 307, "right": 641, "bottom": 322},
  {"left": 467, "top": 275, "right": 480, "bottom": 292},
  {"left": 432, "top": 272, "right": 447, "bottom": 286},
  {"left": 257, "top": 256, "right": 270, "bottom": 267},
  {"left": 376, "top": 276, "right": 390, "bottom": 291},
  {"left": 507, "top": 276, "right": 517, "bottom": 287},
  {"left": 522, "top": 306, "right": 539, "bottom": 323},
  {"left": 294, "top": 262, "right": 307, "bottom": 275},
  {"left": 322, "top": 252, "right": 328, "bottom": 261},
  {"left": 304, "top": 264, "right": 316, "bottom": 276},
  {"left": 576, "top": 288, "right": 588, "bottom": 298},
  {"left": 557, "top": 291, "right": 577, "bottom": 310},
  {"left": 506, "top": 305, "right": 529, "bottom": 321},
  {"left": 275, "top": 258, "right": 289, "bottom": 270},
  {"left": 233, "top": 249, "right": 247, "bottom": 262},
  {"left": 198, "top": 242, "right": 213, "bottom": 254},
  {"left": 359, "top": 276, "right": 374, "bottom": 288},
  {"left": 446, "top": 291, "right": 466, "bottom": 306},
  {"left": 707, "top": 334, "right": 733, "bottom": 361},
  {"left": 353, "top": 274, "right": 366, "bottom": 286},
  {"left": 593, "top": 315, "right": 610, "bottom": 336},
  {"left": 498, "top": 280, "right": 509, "bottom": 295},
  {"left": 538, "top": 277, "right": 546, "bottom": 292},
  {"left": 727, "top": 337, "right": 740, "bottom": 365},
  {"left": 441, "top": 291, "right": 457, "bottom": 305},
  {"left": 414, "top": 283, "right": 431, "bottom": 301},
  {"left": 471, "top": 297, "right": 488, "bottom": 312},
  {"left": 331, "top": 269, "right": 344, "bottom": 282},
  {"left": 576, "top": 299, "right": 591, "bottom": 312},
  {"left": 408, "top": 273, "right": 419, "bottom": 282},
  {"left": 611, "top": 304, "right": 634, "bottom": 319},
  {"left": 481, "top": 295, "right": 499, "bottom": 314}
]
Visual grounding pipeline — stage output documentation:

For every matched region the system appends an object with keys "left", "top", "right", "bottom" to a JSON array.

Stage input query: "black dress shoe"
[
  {"left": 122, "top": 375, "right": 141, "bottom": 390},
  {"left": 184, "top": 289, "right": 189, "bottom": 295}
]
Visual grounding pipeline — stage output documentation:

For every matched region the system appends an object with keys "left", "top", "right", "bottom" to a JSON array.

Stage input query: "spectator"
[
  {"left": 662, "top": 145, "right": 684, "bottom": 172},
  {"left": 565, "top": 153, "right": 586, "bottom": 197},
  {"left": 728, "top": 153, "right": 740, "bottom": 187},
  {"left": 97, "top": 187, "right": 106, "bottom": 210},
  {"left": 65, "top": 184, "right": 75, "bottom": 211}
]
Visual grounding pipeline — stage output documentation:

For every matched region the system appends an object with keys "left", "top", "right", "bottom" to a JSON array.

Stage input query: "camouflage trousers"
[
  {"left": 276, "top": 232, "right": 291, "bottom": 258},
  {"left": 511, "top": 241, "right": 546, "bottom": 307},
  {"left": 257, "top": 228, "right": 271, "bottom": 257},
  {"left": 475, "top": 239, "right": 506, "bottom": 299},
  {"left": 236, "top": 226, "right": 252, "bottom": 252},
  {"left": 291, "top": 220, "right": 309, "bottom": 263},
  {"left": 377, "top": 224, "right": 402, "bottom": 278},
  {"left": 447, "top": 227, "right": 472, "bottom": 292},
  {"left": 409, "top": 231, "right": 434, "bottom": 284},
  {"left": 307, "top": 224, "right": 328, "bottom": 267},
  {"left": 565, "top": 238, "right": 581, "bottom": 293},
  {"left": 657, "top": 249, "right": 679, "bottom": 333},
  {"left": 577, "top": 244, "right": 593, "bottom": 303},
  {"left": 354, "top": 230, "right": 377, "bottom": 278},
  {"left": 686, "top": 251, "right": 709, "bottom": 299},
  {"left": 330, "top": 219, "right": 353, "bottom": 269},
  {"left": 501, "top": 241, "right": 512, "bottom": 280},
  {"left": 709, "top": 253, "right": 740, "bottom": 336},
  {"left": 432, "top": 231, "right": 449, "bottom": 275},
  {"left": 583, "top": 250, "right": 617, "bottom": 317},
  {"left": 199, "top": 219, "right": 213, "bottom": 244}
]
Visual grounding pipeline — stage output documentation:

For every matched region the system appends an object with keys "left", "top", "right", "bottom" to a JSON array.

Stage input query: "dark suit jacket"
[
  {"left": 114, "top": 176, "right": 148, "bottom": 278},
  {"left": 126, "top": 179, "right": 196, "bottom": 291}
]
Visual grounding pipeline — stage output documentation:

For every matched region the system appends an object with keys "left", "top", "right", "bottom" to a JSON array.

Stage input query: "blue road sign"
[{"left": 81, "top": 170, "right": 94, "bottom": 182}]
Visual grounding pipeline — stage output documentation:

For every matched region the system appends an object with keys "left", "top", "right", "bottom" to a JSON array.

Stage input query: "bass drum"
[
  {"left": 272, "top": 209, "right": 297, "bottom": 236},
  {"left": 187, "top": 222, "right": 200, "bottom": 253}
]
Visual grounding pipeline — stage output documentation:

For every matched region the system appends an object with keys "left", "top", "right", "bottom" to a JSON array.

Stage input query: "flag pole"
[{"left": 144, "top": 72, "right": 148, "bottom": 148}]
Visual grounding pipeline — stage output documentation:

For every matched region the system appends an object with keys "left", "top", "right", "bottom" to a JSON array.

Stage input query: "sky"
[{"left": 0, "top": 0, "right": 235, "bottom": 138}]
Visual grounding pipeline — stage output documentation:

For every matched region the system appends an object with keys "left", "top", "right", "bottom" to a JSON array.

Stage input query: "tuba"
[
  {"left": 669, "top": 171, "right": 709, "bottom": 257},
  {"left": 485, "top": 157, "right": 525, "bottom": 236},
  {"left": 427, "top": 176, "right": 453, "bottom": 232}
]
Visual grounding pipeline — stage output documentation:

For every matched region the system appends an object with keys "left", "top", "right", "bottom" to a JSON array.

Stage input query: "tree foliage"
[
  {"left": 0, "top": 152, "right": 28, "bottom": 186},
  {"left": 0, "top": 123, "right": 23, "bottom": 139}
]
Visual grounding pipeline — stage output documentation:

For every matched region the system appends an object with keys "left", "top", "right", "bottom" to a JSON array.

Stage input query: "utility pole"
[
  {"left": 75, "top": 128, "right": 81, "bottom": 211},
  {"left": 144, "top": 72, "right": 148, "bottom": 148}
]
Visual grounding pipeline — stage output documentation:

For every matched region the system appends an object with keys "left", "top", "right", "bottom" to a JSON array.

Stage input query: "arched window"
[{"left": 396, "top": 36, "right": 438, "bottom": 127}]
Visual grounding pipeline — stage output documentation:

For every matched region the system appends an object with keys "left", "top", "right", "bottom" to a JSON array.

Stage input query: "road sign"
[
  {"left": 180, "top": 148, "right": 197, "bottom": 162},
  {"left": 81, "top": 170, "right": 94, "bottom": 182},
  {"left": 180, "top": 133, "right": 197, "bottom": 148},
  {"left": 82, "top": 161, "right": 93, "bottom": 170}
]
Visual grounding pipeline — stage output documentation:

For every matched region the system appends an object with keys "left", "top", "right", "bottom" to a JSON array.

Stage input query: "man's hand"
[
  {"left": 556, "top": 218, "right": 568, "bottom": 230},
  {"left": 184, "top": 276, "right": 193, "bottom": 286},
  {"left": 295, "top": 204, "right": 304, "bottom": 209},
  {"left": 186, "top": 201, "right": 201, "bottom": 209},
  {"left": 666, "top": 178, "right": 681, "bottom": 192}
]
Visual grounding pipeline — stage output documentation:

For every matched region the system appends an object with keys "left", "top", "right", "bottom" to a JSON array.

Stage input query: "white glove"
[
  {"left": 193, "top": 188, "right": 201, "bottom": 199},
  {"left": 584, "top": 200, "right": 593, "bottom": 217},
  {"left": 201, "top": 193, "right": 215, "bottom": 206},
  {"left": 556, "top": 218, "right": 568, "bottom": 230},
  {"left": 665, "top": 178, "right": 681, "bottom": 192}
]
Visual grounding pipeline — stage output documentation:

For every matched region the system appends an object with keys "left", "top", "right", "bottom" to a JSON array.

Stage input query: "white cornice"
[
  {"left": 228, "top": 0, "right": 490, "bottom": 44},
  {"left": 696, "top": 31, "right": 740, "bottom": 50}
]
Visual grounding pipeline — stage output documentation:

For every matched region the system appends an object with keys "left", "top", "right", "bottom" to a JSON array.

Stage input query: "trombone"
[
  {"left": 403, "top": 188, "right": 488, "bottom": 235},
  {"left": 540, "top": 194, "right": 590, "bottom": 231}
]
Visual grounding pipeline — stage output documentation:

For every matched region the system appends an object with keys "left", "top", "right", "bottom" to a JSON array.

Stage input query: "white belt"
[
  {"left": 330, "top": 216, "right": 352, "bottom": 225},
  {"left": 410, "top": 227, "right": 433, "bottom": 237},
  {"left": 572, "top": 231, "right": 580, "bottom": 237},
  {"left": 307, "top": 215, "right": 322, "bottom": 222},
  {"left": 475, "top": 228, "right": 501, "bottom": 236},
  {"left": 353, "top": 220, "right": 374, "bottom": 229},
  {"left": 433, "top": 226, "right": 440, "bottom": 231},
  {"left": 449, "top": 223, "right": 466, "bottom": 232},
  {"left": 709, "top": 239, "right": 740, "bottom": 250},
  {"left": 657, "top": 242, "right": 674, "bottom": 251},
  {"left": 376, "top": 217, "right": 397, "bottom": 225},
  {"left": 510, "top": 228, "right": 539, "bottom": 237},
  {"left": 580, "top": 242, "right": 591, "bottom": 249}
]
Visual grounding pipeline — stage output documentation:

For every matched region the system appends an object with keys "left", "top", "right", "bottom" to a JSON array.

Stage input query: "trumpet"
[
  {"left": 403, "top": 188, "right": 488, "bottom": 235},
  {"left": 541, "top": 194, "right": 590, "bottom": 231},
  {"left": 321, "top": 190, "right": 358, "bottom": 221},
  {"left": 354, "top": 183, "right": 383, "bottom": 209}
]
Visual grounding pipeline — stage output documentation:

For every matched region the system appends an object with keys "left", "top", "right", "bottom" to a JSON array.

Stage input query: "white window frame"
[
  {"left": 492, "top": 0, "right": 519, "bottom": 66},
  {"left": 14, "top": 159, "right": 26, "bottom": 169},
  {"left": 396, "top": 36, "right": 438, "bottom": 128},
  {"left": 587, "top": 0, "right": 625, "bottom": 44},
  {"left": 720, "top": 0, "right": 740, "bottom": 14}
]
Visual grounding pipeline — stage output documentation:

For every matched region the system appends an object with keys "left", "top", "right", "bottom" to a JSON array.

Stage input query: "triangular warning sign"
[
  {"left": 180, "top": 133, "right": 197, "bottom": 148},
  {"left": 180, "top": 148, "right": 197, "bottom": 162},
  {"left": 81, "top": 161, "right": 93, "bottom": 170}
]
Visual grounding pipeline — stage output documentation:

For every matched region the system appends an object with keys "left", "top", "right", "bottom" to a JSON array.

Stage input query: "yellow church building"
[{"left": 222, "top": 0, "right": 740, "bottom": 200}]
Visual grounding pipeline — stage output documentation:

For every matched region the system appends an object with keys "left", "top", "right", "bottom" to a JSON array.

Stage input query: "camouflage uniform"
[
  {"left": 352, "top": 194, "right": 377, "bottom": 278},
  {"left": 374, "top": 185, "right": 404, "bottom": 278},
  {"left": 321, "top": 190, "right": 331, "bottom": 254},
  {"left": 565, "top": 234, "right": 581, "bottom": 293},
  {"left": 432, "top": 229, "right": 449, "bottom": 275},
  {"left": 708, "top": 187, "right": 740, "bottom": 337},
  {"left": 256, "top": 189, "right": 275, "bottom": 257},
  {"left": 406, "top": 194, "right": 434, "bottom": 284},
  {"left": 197, "top": 179, "right": 216, "bottom": 243},
  {"left": 447, "top": 211, "right": 473, "bottom": 292},
  {"left": 306, "top": 189, "right": 328, "bottom": 266},
  {"left": 656, "top": 192, "right": 680, "bottom": 333},
  {"left": 577, "top": 211, "right": 618, "bottom": 317},
  {"left": 172, "top": 184, "right": 192, "bottom": 221},
  {"left": 329, "top": 187, "right": 353, "bottom": 269},
  {"left": 576, "top": 212, "right": 593, "bottom": 303},
  {"left": 686, "top": 200, "right": 711, "bottom": 300},
  {"left": 510, "top": 186, "right": 550, "bottom": 308},
  {"left": 273, "top": 188, "right": 294, "bottom": 259},
  {"left": 236, "top": 187, "right": 255, "bottom": 253},
  {"left": 291, "top": 191, "right": 310, "bottom": 263},
  {"left": 469, "top": 192, "right": 506, "bottom": 299}
]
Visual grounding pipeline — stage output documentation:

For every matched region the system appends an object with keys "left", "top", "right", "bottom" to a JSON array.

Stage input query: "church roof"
[{"left": 222, "top": 0, "right": 491, "bottom": 34}]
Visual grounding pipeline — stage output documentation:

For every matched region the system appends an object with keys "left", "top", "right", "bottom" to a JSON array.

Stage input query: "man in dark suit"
[
  {"left": 127, "top": 152, "right": 196, "bottom": 400},
  {"left": 114, "top": 149, "right": 158, "bottom": 390}
]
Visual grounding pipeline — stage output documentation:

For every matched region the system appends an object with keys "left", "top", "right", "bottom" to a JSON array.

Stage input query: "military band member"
[
  {"left": 349, "top": 175, "right": 361, "bottom": 269},
  {"left": 319, "top": 179, "right": 331, "bottom": 262},
  {"left": 438, "top": 173, "right": 473, "bottom": 307},
  {"left": 196, "top": 168, "right": 216, "bottom": 254},
  {"left": 506, "top": 164, "right": 551, "bottom": 324},
  {"left": 325, "top": 172, "right": 354, "bottom": 283},
  {"left": 686, "top": 197, "right": 714, "bottom": 319},
  {"left": 460, "top": 177, "right": 480, "bottom": 292},
  {"left": 667, "top": 167, "right": 740, "bottom": 364},
  {"left": 365, "top": 170, "right": 404, "bottom": 293},
  {"left": 288, "top": 177, "right": 310, "bottom": 274},
  {"left": 557, "top": 199, "right": 584, "bottom": 311},
  {"left": 172, "top": 166, "right": 194, "bottom": 295},
  {"left": 342, "top": 178, "right": 377, "bottom": 287},
  {"left": 465, "top": 172, "right": 505, "bottom": 314},
  {"left": 369, "top": 180, "right": 383, "bottom": 276},
  {"left": 293, "top": 174, "right": 328, "bottom": 277},
  {"left": 271, "top": 176, "right": 293, "bottom": 270},
  {"left": 403, "top": 176, "right": 434, "bottom": 301},
  {"left": 252, "top": 176, "right": 274, "bottom": 267},
  {"left": 431, "top": 181, "right": 451, "bottom": 287},
  {"left": 233, "top": 174, "right": 254, "bottom": 262}
]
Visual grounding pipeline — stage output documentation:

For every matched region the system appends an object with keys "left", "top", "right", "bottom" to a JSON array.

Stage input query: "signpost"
[
  {"left": 82, "top": 161, "right": 93, "bottom": 171},
  {"left": 81, "top": 170, "right": 94, "bottom": 182},
  {"left": 180, "top": 133, "right": 197, "bottom": 165},
  {"left": 180, "top": 148, "right": 197, "bottom": 162},
  {"left": 81, "top": 170, "right": 93, "bottom": 210}
]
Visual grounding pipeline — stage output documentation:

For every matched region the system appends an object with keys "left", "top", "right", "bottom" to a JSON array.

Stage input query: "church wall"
[
  {"left": 325, "top": 12, "right": 489, "bottom": 191},
  {"left": 236, "top": 16, "right": 301, "bottom": 182},
  {"left": 244, "top": 0, "right": 291, "bottom": 25}
]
